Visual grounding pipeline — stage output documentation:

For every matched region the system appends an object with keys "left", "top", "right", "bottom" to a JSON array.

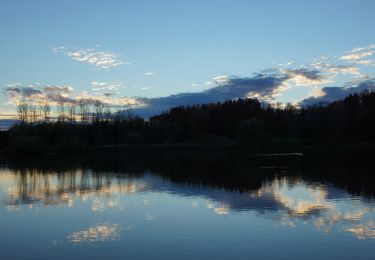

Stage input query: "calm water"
[{"left": 0, "top": 153, "right": 374, "bottom": 259}]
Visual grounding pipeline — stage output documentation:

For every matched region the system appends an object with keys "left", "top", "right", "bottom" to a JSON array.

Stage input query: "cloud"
[
  {"left": 91, "top": 81, "right": 124, "bottom": 92},
  {"left": 339, "top": 45, "right": 375, "bottom": 66},
  {"left": 131, "top": 50, "right": 374, "bottom": 117},
  {"left": 44, "top": 85, "right": 74, "bottom": 94},
  {"left": 311, "top": 62, "right": 360, "bottom": 76},
  {"left": 283, "top": 68, "right": 326, "bottom": 86},
  {"left": 299, "top": 79, "right": 375, "bottom": 106},
  {"left": 286, "top": 68, "right": 322, "bottom": 80},
  {"left": 3, "top": 84, "right": 78, "bottom": 105},
  {"left": 340, "top": 51, "right": 374, "bottom": 61},
  {"left": 4, "top": 85, "right": 42, "bottom": 98},
  {"left": 212, "top": 75, "right": 230, "bottom": 85},
  {"left": 351, "top": 60, "right": 375, "bottom": 66},
  {"left": 133, "top": 73, "right": 289, "bottom": 118},
  {"left": 5, "top": 44, "right": 375, "bottom": 118},
  {"left": 2, "top": 83, "right": 140, "bottom": 108},
  {"left": 54, "top": 47, "right": 127, "bottom": 69}
]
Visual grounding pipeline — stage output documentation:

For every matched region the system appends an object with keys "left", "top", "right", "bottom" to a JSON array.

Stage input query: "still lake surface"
[{"left": 0, "top": 152, "right": 374, "bottom": 259}]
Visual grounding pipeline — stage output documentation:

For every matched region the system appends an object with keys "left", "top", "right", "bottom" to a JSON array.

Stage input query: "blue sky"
[{"left": 1, "top": 0, "right": 375, "bottom": 118}]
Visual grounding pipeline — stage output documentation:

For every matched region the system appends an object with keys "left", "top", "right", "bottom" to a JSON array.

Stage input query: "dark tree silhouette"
[{"left": 4, "top": 90, "right": 375, "bottom": 154}]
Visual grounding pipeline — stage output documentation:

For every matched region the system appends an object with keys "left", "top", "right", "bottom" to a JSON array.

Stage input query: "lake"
[{"left": 0, "top": 151, "right": 374, "bottom": 259}]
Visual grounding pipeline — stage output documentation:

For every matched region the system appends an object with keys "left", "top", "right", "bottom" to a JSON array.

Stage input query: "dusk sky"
[{"left": 1, "top": 0, "right": 375, "bottom": 118}]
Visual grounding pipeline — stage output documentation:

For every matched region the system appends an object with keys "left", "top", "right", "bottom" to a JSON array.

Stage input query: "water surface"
[{"left": 0, "top": 153, "right": 374, "bottom": 259}]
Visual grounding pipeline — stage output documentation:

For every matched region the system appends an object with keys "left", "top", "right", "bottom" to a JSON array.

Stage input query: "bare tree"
[
  {"left": 67, "top": 103, "right": 76, "bottom": 123},
  {"left": 104, "top": 105, "right": 112, "bottom": 122},
  {"left": 57, "top": 101, "right": 66, "bottom": 122},
  {"left": 94, "top": 100, "right": 103, "bottom": 122},
  {"left": 78, "top": 99, "right": 89, "bottom": 123},
  {"left": 28, "top": 104, "right": 39, "bottom": 123},
  {"left": 17, "top": 100, "right": 29, "bottom": 122},
  {"left": 123, "top": 100, "right": 134, "bottom": 121},
  {"left": 40, "top": 102, "right": 51, "bottom": 122}
]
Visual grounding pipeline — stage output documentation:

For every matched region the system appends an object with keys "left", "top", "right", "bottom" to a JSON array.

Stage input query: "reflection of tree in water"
[
  {"left": 4, "top": 168, "right": 147, "bottom": 208},
  {"left": 1, "top": 154, "right": 375, "bottom": 240},
  {"left": 2, "top": 150, "right": 375, "bottom": 209}
]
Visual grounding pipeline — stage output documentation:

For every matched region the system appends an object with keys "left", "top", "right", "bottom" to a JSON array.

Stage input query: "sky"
[{"left": 1, "top": 0, "right": 375, "bottom": 119}]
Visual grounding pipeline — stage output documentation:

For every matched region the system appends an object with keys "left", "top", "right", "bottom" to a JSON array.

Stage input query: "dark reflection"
[
  {"left": 1, "top": 150, "right": 374, "bottom": 211},
  {"left": 1, "top": 150, "right": 375, "bottom": 242},
  {"left": 2, "top": 149, "right": 375, "bottom": 198}
]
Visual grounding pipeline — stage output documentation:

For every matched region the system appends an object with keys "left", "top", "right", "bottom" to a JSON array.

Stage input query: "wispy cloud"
[
  {"left": 91, "top": 81, "right": 125, "bottom": 92},
  {"left": 144, "top": 72, "right": 156, "bottom": 76},
  {"left": 339, "top": 44, "right": 375, "bottom": 62},
  {"left": 2, "top": 83, "right": 140, "bottom": 108},
  {"left": 5, "top": 44, "right": 375, "bottom": 118},
  {"left": 340, "top": 51, "right": 374, "bottom": 61},
  {"left": 212, "top": 75, "right": 230, "bottom": 85},
  {"left": 3, "top": 84, "right": 75, "bottom": 105},
  {"left": 53, "top": 47, "right": 128, "bottom": 69},
  {"left": 283, "top": 68, "right": 326, "bottom": 86},
  {"left": 132, "top": 45, "right": 375, "bottom": 117},
  {"left": 352, "top": 60, "right": 374, "bottom": 66}
]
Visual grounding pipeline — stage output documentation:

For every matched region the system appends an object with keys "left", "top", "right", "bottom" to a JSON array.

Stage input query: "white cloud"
[
  {"left": 350, "top": 44, "right": 375, "bottom": 53},
  {"left": 213, "top": 75, "right": 230, "bottom": 85},
  {"left": 283, "top": 68, "right": 327, "bottom": 86},
  {"left": 312, "top": 62, "right": 360, "bottom": 76},
  {"left": 91, "top": 81, "right": 108, "bottom": 87},
  {"left": 54, "top": 47, "right": 128, "bottom": 69},
  {"left": 144, "top": 72, "right": 156, "bottom": 76},
  {"left": 340, "top": 51, "right": 374, "bottom": 61},
  {"left": 351, "top": 60, "right": 374, "bottom": 66},
  {"left": 91, "top": 81, "right": 125, "bottom": 92}
]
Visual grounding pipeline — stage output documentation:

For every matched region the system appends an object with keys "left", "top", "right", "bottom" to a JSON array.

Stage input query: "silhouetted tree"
[
  {"left": 78, "top": 99, "right": 89, "bottom": 123},
  {"left": 67, "top": 103, "right": 76, "bottom": 123},
  {"left": 40, "top": 102, "right": 51, "bottom": 121},
  {"left": 28, "top": 104, "right": 39, "bottom": 123},
  {"left": 57, "top": 101, "right": 66, "bottom": 122},
  {"left": 17, "top": 100, "right": 29, "bottom": 122},
  {"left": 4, "top": 90, "right": 375, "bottom": 154}
]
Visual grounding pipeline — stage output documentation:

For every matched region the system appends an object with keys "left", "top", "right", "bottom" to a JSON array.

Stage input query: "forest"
[{"left": 0, "top": 90, "right": 374, "bottom": 155}]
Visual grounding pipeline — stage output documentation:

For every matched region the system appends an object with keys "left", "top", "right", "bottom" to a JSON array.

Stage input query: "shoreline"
[{"left": 1, "top": 142, "right": 375, "bottom": 159}]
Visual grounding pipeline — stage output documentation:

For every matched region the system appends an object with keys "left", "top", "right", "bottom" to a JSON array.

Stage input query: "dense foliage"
[{"left": 2, "top": 90, "right": 375, "bottom": 154}]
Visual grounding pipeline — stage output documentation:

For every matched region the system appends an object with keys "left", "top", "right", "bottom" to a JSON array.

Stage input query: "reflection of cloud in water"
[
  {"left": 345, "top": 221, "right": 375, "bottom": 240},
  {"left": 268, "top": 178, "right": 332, "bottom": 216},
  {"left": 214, "top": 205, "right": 230, "bottom": 215},
  {"left": 314, "top": 208, "right": 372, "bottom": 234},
  {"left": 1, "top": 169, "right": 374, "bottom": 240},
  {"left": 91, "top": 198, "right": 121, "bottom": 212},
  {"left": 254, "top": 178, "right": 375, "bottom": 239},
  {"left": 67, "top": 223, "right": 122, "bottom": 243},
  {"left": 144, "top": 213, "right": 155, "bottom": 221}
]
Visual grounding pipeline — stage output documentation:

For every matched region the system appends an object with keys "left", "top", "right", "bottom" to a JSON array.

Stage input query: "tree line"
[
  {"left": 16, "top": 99, "right": 129, "bottom": 124},
  {"left": 1, "top": 90, "right": 375, "bottom": 154}
]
